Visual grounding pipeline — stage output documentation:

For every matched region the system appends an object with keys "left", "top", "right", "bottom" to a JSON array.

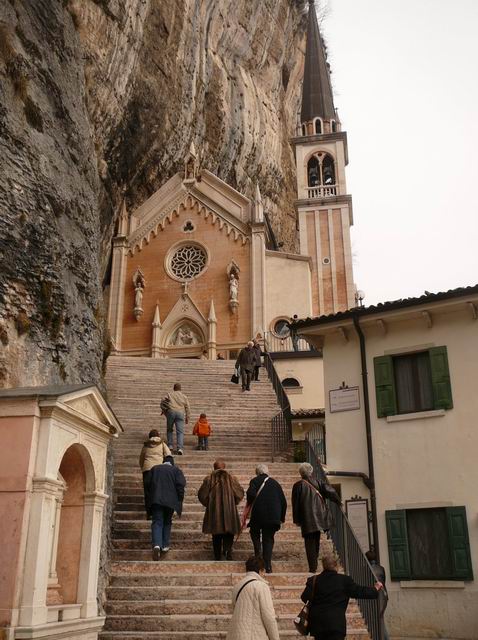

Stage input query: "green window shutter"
[
  {"left": 385, "top": 510, "right": 411, "bottom": 580},
  {"left": 374, "top": 356, "right": 397, "bottom": 417},
  {"left": 446, "top": 507, "right": 473, "bottom": 580},
  {"left": 429, "top": 346, "right": 453, "bottom": 410}
]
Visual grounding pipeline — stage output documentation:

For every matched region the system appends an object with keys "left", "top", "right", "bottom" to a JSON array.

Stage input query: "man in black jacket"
[
  {"left": 147, "top": 455, "right": 186, "bottom": 560},
  {"left": 292, "top": 462, "right": 341, "bottom": 573},
  {"left": 246, "top": 463, "right": 287, "bottom": 573},
  {"left": 236, "top": 341, "right": 256, "bottom": 391},
  {"left": 301, "top": 552, "right": 383, "bottom": 640}
]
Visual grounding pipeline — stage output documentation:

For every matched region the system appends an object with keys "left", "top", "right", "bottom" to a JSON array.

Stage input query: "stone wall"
[{"left": 0, "top": 0, "right": 309, "bottom": 387}]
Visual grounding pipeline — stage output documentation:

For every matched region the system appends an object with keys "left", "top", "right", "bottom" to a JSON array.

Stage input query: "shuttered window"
[
  {"left": 374, "top": 346, "right": 453, "bottom": 418},
  {"left": 386, "top": 507, "right": 473, "bottom": 581}
]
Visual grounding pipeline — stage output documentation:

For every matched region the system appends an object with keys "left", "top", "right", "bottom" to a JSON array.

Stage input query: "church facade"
[{"left": 106, "top": 3, "right": 356, "bottom": 370}]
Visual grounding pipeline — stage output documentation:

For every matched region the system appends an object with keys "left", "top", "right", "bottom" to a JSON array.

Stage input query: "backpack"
[{"left": 160, "top": 394, "right": 171, "bottom": 414}]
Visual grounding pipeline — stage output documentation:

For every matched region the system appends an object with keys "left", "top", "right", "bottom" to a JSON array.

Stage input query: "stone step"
[
  {"left": 112, "top": 537, "right": 305, "bottom": 551},
  {"left": 108, "top": 572, "right": 311, "bottom": 588},
  {"left": 105, "top": 585, "right": 309, "bottom": 600},
  {"left": 111, "top": 549, "right": 306, "bottom": 562},
  {"left": 110, "top": 561, "right": 310, "bottom": 575},
  {"left": 104, "top": 357, "right": 368, "bottom": 640},
  {"left": 100, "top": 634, "right": 366, "bottom": 640},
  {"left": 102, "top": 613, "right": 367, "bottom": 633},
  {"left": 104, "top": 598, "right": 314, "bottom": 616},
  {"left": 112, "top": 528, "right": 303, "bottom": 542}
]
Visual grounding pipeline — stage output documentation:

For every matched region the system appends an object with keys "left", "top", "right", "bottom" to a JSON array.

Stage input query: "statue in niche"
[
  {"left": 132, "top": 268, "right": 146, "bottom": 321},
  {"left": 227, "top": 262, "right": 240, "bottom": 313},
  {"left": 229, "top": 272, "right": 239, "bottom": 302},
  {"left": 171, "top": 325, "right": 200, "bottom": 346}
]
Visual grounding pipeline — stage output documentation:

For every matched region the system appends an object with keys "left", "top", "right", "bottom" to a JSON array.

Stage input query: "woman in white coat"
[{"left": 227, "top": 556, "right": 280, "bottom": 640}]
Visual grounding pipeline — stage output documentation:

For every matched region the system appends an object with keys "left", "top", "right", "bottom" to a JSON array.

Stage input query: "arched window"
[
  {"left": 301, "top": 124, "right": 306, "bottom": 136},
  {"left": 282, "top": 377, "right": 301, "bottom": 388},
  {"left": 314, "top": 118, "right": 322, "bottom": 134},
  {"left": 307, "top": 153, "right": 336, "bottom": 190},
  {"left": 331, "top": 120, "right": 337, "bottom": 132},
  {"left": 322, "top": 154, "right": 336, "bottom": 185},
  {"left": 307, "top": 156, "right": 320, "bottom": 187}
]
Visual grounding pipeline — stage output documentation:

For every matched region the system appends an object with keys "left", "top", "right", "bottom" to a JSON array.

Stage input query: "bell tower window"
[
  {"left": 331, "top": 120, "right": 337, "bottom": 132},
  {"left": 314, "top": 118, "right": 322, "bottom": 134},
  {"left": 301, "top": 124, "right": 306, "bottom": 136},
  {"left": 307, "top": 153, "right": 337, "bottom": 197}
]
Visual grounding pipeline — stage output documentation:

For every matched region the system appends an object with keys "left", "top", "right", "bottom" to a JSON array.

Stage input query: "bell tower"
[{"left": 293, "top": 0, "right": 355, "bottom": 315}]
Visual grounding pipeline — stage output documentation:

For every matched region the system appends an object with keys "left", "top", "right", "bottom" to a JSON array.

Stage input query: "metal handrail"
[
  {"left": 305, "top": 438, "right": 388, "bottom": 640},
  {"left": 263, "top": 351, "right": 292, "bottom": 459}
]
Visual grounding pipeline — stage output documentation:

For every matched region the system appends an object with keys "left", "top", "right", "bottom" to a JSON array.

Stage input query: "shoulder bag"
[
  {"left": 235, "top": 578, "right": 258, "bottom": 603},
  {"left": 294, "top": 574, "right": 318, "bottom": 636},
  {"left": 238, "top": 476, "right": 269, "bottom": 535}
]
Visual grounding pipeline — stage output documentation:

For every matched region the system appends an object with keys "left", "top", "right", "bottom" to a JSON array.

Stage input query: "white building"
[{"left": 296, "top": 285, "right": 478, "bottom": 639}]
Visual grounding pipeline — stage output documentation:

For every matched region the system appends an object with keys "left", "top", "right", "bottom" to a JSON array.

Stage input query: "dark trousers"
[
  {"left": 212, "top": 533, "right": 234, "bottom": 560},
  {"left": 253, "top": 365, "right": 260, "bottom": 381},
  {"left": 304, "top": 531, "right": 321, "bottom": 572},
  {"left": 198, "top": 436, "right": 209, "bottom": 450},
  {"left": 142, "top": 470, "right": 151, "bottom": 515},
  {"left": 241, "top": 368, "right": 252, "bottom": 390},
  {"left": 314, "top": 633, "right": 345, "bottom": 640},
  {"left": 250, "top": 526, "right": 276, "bottom": 570},
  {"left": 151, "top": 505, "right": 173, "bottom": 549}
]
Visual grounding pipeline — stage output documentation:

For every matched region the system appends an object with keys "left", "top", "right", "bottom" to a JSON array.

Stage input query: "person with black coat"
[
  {"left": 147, "top": 455, "right": 186, "bottom": 560},
  {"left": 246, "top": 463, "right": 287, "bottom": 573},
  {"left": 235, "top": 341, "right": 257, "bottom": 391},
  {"left": 252, "top": 338, "right": 262, "bottom": 381},
  {"left": 292, "top": 462, "right": 341, "bottom": 573},
  {"left": 301, "top": 553, "right": 383, "bottom": 640}
]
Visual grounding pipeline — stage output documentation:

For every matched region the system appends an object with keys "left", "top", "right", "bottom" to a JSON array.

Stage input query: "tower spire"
[{"left": 301, "top": 0, "right": 336, "bottom": 124}]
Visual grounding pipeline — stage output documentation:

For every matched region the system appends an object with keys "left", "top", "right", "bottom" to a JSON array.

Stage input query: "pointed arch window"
[{"left": 307, "top": 153, "right": 337, "bottom": 197}]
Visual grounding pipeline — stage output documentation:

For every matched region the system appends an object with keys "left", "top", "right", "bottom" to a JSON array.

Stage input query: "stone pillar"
[
  {"left": 77, "top": 492, "right": 108, "bottom": 619},
  {"left": 46, "top": 487, "right": 64, "bottom": 605},
  {"left": 19, "top": 478, "right": 63, "bottom": 626},
  {"left": 107, "top": 235, "right": 128, "bottom": 352},
  {"left": 151, "top": 304, "right": 163, "bottom": 358},
  {"left": 207, "top": 300, "right": 217, "bottom": 360},
  {"left": 251, "top": 183, "right": 267, "bottom": 337}
]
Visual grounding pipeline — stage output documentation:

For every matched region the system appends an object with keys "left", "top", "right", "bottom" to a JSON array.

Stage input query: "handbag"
[
  {"left": 237, "top": 477, "right": 269, "bottom": 539},
  {"left": 294, "top": 575, "right": 318, "bottom": 636},
  {"left": 231, "top": 367, "right": 240, "bottom": 384}
]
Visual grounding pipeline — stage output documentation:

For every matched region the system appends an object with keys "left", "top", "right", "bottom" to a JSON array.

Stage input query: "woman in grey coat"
[{"left": 292, "top": 462, "right": 341, "bottom": 573}]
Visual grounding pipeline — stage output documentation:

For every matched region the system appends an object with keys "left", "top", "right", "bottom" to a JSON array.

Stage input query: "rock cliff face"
[{"left": 0, "top": 0, "right": 308, "bottom": 387}]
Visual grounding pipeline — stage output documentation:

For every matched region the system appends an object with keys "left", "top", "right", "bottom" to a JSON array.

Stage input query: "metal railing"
[
  {"left": 308, "top": 422, "right": 326, "bottom": 465},
  {"left": 264, "top": 331, "right": 315, "bottom": 354},
  {"left": 305, "top": 438, "right": 388, "bottom": 640},
  {"left": 263, "top": 352, "right": 292, "bottom": 458}
]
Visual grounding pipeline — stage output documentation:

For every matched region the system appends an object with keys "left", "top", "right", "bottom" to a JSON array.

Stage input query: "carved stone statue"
[
  {"left": 132, "top": 268, "right": 146, "bottom": 321},
  {"left": 134, "top": 285, "right": 143, "bottom": 309},
  {"left": 229, "top": 273, "right": 239, "bottom": 302},
  {"left": 172, "top": 325, "right": 200, "bottom": 346}
]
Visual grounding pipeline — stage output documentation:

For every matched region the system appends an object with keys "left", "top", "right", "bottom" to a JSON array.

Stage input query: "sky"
[{"left": 318, "top": 0, "right": 478, "bottom": 305}]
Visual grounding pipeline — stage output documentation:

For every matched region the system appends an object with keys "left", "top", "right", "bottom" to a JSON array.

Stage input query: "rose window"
[{"left": 169, "top": 244, "right": 207, "bottom": 280}]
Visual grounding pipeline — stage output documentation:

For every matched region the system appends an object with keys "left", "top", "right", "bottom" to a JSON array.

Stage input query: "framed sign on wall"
[
  {"left": 329, "top": 386, "right": 360, "bottom": 413},
  {"left": 345, "top": 498, "right": 371, "bottom": 552}
]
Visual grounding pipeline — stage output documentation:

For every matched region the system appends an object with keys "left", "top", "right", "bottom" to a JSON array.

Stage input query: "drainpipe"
[{"left": 352, "top": 313, "right": 380, "bottom": 560}]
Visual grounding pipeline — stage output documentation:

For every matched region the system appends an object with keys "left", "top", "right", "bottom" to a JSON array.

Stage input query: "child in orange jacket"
[{"left": 193, "top": 413, "right": 212, "bottom": 451}]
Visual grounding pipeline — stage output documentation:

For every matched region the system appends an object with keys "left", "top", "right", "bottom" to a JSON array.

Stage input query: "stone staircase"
[{"left": 101, "top": 356, "right": 370, "bottom": 640}]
